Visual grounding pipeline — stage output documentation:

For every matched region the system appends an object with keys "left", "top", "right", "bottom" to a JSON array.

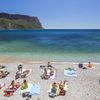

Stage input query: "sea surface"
[{"left": 0, "top": 29, "right": 100, "bottom": 62}]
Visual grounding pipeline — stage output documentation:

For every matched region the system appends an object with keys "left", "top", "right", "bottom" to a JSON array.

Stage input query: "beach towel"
[
  {"left": 16, "top": 69, "right": 31, "bottom": 79},
  {"left": 4, "top": 82, "right": 20, "bottom": 97},
  {"left": 29, "top": 83, "right": 40, "bottom": 95},
  {"left": 64, "top": 68, "right": 77, "bottom": 77}
]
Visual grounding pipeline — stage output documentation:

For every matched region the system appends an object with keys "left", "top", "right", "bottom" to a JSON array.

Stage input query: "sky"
[{"left": 0, "top": 0, "right": 100, "bottom": 29}]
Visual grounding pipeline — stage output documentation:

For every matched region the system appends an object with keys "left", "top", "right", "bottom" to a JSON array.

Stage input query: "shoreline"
[{"left": 0, "top": 55, "right": 100, "bottom": 65}]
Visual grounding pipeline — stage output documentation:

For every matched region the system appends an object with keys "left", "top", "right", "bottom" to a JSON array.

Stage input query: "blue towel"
[
  {"left": 64, "top": 69, "right": 77, "bottom": 77},
  {"left": 30, "top": 83, "right": 40, "bottom": 95}
]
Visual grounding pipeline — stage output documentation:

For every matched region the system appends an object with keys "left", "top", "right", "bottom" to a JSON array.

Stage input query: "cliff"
[{"left": 0, "top": 13, "right": 43, "bottom": 29}]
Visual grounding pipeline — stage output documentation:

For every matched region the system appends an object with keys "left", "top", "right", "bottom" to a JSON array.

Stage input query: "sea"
[{"left": 0, "top": 29, "right": 100, "bottom": 62}]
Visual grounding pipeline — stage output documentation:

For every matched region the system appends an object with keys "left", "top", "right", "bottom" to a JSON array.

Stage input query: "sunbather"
[
  {"left": 41, "top": 68, "right": 49, "bottom": 79},
  {"left": 59, "top": 80, "right": 66, "bottom": 96},
  {"left": 0, "top": 71, "right": 9, "bottom": 78},
  {"left": 15, "top": 69, "right": 30, "bottom": 79},
  {"left": 47, "top": 62, "right": 53, "bottom": 68},
  {"left": 21, "top": 80, "right": 28, "bottom": 90},
  {"left": 49, "top": 68, "right": 54, "bottom": 76},
  {"left": 4, "top": 80, "right": 20, "bottom": 97},
  {"left": 9, "top": 80, "right": 17, "bottom": 89},
  {"left": 41, "top": 67, "right": 54, "bottom": 79},
  {"left": 49, "top": 82, "right": 58, "bottom": 98},
  {"left": 87, "top": 62, "right": 93, "bottom": 68},
  {"left": 17, "top": 64, "right": 23, "bottom": 74}
]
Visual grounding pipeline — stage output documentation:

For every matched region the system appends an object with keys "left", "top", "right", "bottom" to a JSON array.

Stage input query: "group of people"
[
  {"left": 0, "top": 61, "right": 94, "bottom": 98},
  {"left": 2, "top": 64, "right": 30, "bottom": 97},
  {"left": 40, "top": 62, "right": 55, "bottom": 79},
  {"left": 8, "top": 79, "right": 28, "bottom": 90},
  {"left": 49, "top": 80, "right": 67, "bottom": 98}
]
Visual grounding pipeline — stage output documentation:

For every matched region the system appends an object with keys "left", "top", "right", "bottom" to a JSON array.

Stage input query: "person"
[
  {"left": 87, "top": 62, "right": 93, "bottom": 68},
  {"left": 0, "top": 71, "right": 3, "bottom": 76},
  {"left": 51, "top": 82, "right": 58, "bottom": 93},
  {"left": 49, "top": 82, "right": 58, "bottom": 97},
  {"left": 49, "top": 68, "right": 54, "bottom": 76},
  {"left": 0, "top": 71, "right": 10, "bottom": 78},
  {"left": 21, "top": 80, "right": 28, "bottom": 90},
  {"left": 9, "top": 80, "right": 16, "bottom": 89},
  {"left": 59, "top": 80, "right": 66, "bottom": 96},
  {"left": 18, "top": 64, "right": 23, "bottom": 73},
  {"left": 47, "top": 62, "right": 53, "bottom": 68},
  {"left": 41, "top": 68, "right": 49, "bottom": 79}
]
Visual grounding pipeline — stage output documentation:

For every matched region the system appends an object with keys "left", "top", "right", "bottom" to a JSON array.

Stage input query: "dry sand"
[{"left": 0, "top": 59, "right": 100, "bottom": 100}]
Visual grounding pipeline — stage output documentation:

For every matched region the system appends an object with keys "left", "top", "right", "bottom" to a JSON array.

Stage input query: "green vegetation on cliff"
[{"left": 0, "top": 13, "right": 43, "bottom": 29}]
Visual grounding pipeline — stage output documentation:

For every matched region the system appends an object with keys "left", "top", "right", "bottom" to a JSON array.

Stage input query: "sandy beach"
[{"left": 0, "top": 57, "right": 100, "bottom": 100}]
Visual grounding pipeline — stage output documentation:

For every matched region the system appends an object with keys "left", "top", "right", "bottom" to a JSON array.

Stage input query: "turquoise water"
[{"left": 0, "top": 29, "right": 100, "bottom": 62}]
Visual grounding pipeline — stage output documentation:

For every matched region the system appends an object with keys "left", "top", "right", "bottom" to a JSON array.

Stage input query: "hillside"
[{"left": 0, "top": 13, "right": 43, "bottom": 29}]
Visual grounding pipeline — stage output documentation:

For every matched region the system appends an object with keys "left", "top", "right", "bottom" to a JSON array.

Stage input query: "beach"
[{"left": 0, "top": 57, "right": 100, "bottom": 100}]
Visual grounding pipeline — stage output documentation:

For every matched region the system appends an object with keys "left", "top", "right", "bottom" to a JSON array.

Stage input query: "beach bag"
[
  {"left": 49, "top": 92, "right": 56, "bottom": 98},
  {"left": 78, "top": 64, "right": 83, "bottom": 68}
]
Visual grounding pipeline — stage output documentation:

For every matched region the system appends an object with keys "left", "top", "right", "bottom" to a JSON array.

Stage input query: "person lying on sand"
[
  {"left": 41, "top": 67, "right": 54, "bottom": 79},
  {"left": 87, "top": 62, "right": 93, "bottom": 68},
  {"left": 4, "top": 80, "right": 20, "bottom": 96},
  {"left": 15, "top": 69, "right": 30, "bottom": 79},
  {"left": 21, "top": 80, "right": 28, "bottom": 90},
  {"left": 0, "top": 70, "right": 9, "bottom": 79}
]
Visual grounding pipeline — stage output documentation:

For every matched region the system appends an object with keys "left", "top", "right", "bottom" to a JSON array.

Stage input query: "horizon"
[{"left": 0, "top": 0, "right": 100, "bottom": 29}]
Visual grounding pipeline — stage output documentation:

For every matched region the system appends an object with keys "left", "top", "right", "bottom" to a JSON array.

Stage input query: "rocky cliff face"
[{"left": 0, "top": 13, "right": 43, "bottom": 29}]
